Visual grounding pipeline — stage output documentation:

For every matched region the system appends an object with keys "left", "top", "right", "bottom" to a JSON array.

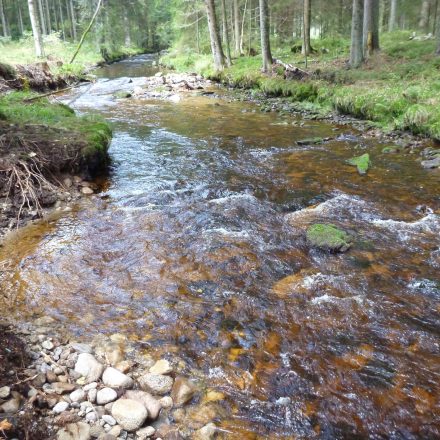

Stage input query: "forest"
[{"left": 0, "top": 1, "right": 440, "bottom": 440}]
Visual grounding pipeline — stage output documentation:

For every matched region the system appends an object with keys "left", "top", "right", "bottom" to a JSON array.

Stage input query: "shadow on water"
[{"left": 1, "top": 55, "right": 440, "bottom": 438}]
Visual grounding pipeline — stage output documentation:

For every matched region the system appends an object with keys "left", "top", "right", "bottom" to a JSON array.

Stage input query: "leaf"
[{"left": 0, "top": 419, "right": 13, "bottom": 431}]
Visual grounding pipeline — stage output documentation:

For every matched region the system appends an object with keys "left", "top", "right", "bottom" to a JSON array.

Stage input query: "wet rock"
[
  {"left": 136, "top": 426, "right": 155, "bottom": 439},
  {"left": 155, "top": 425, "right": 184, "bottom": 440},
  {"left": 115, "top": 360, "right": 132, "bottom": 373},
  {"left": 297, "top": 137, "right": 324, "bottom": 145},
  {"left": 346, "top": 153, "right": 370, "bottom": 175},
  {"left": 171, "top": 377, "right": 196, "bottom": 407},
  {"left": 139, "top": 373, "right": 173, "bottom": 395},
  {"left": 0, "top": 386, "right": 10, "bottom": 399},
  {"left": 124, "top": 390, "right": 162, "bottom": 420},
  {"left": 53, "top": 401, "right": 70, "bottom": 413},
  {"left": 104, "top": 345, "right": 124, "bottom": 366},
  {"left": 306, "top": 224, "right": 352, "bottom": 253},
  {"left": 97, "top": 387, "right": 118, "bottom": 405},
  {"left": 111, "top": 398, "right": 148, "bottom": 432},
  {"left": 70, "top": 388, "right": 86, "bottom": 403},
  {"left": 57, "top": 422, "right": 91, "bottom": 440},
  {"left": 149, "top": 359, "right": 172, "bottom": 375},
  {"left": 421, "top": 155, "right": 440, "bottom": 169},
  {"left": 102, "top": 367, "right": 133, "bottom": 389},
  {"left": 194, "top": 423, "right": 217, "bottom": 440},
  {"left": 114, "top": 91, "right": 132, "bottom": 99},
  {"left": 75, "top": 353, "right": 104, "bottom": 383}
]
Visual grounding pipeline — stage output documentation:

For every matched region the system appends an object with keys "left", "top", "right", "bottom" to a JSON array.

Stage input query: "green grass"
[
  {"left": 0, "top": 91, "right": 112, "bottom": 158},
  {"left": 0, "top": 32, "right": 145, "bottom": 77},
  {"left": 161, "top": 31, "right": 440, "bottom": 140}
]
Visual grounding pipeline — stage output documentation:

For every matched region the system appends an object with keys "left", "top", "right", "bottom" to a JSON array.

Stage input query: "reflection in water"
[{"left": 1, "top": 55, "right": 440, "bottom": 438}]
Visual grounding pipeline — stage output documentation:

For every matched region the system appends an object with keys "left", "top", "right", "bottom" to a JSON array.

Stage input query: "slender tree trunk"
[
  {"left": 69, "top": 0, "right": 77, "bottom": 41},
  {"left": 28, "top": 0, "right": 45, "bottom": 57},
  {"left": 302, "top": 0, "right": 311, "bottom": 55},
  {"left": 234, "top": 0, "right": 241, "bottom": 55},
  {"left": 18, "top": 3, "right": 25, "bottom": 35},
  {"left": 221, "top": 0, "right": 232, "bottom": 66},
  {"left": 350, "top": 0, "right": 364, "bottom": 67},
  {"left": 388, "top": 0, "right": 397, "bottom": 31},
  {"left": 419, "top": 0, "right": 430, "bottom": 31},
  {"left": 58, "top": 0, "right": 65, "bottom": 40},
  {"left": 45, "top": 0, "right": 52, "bottom": 33},
  {"left": 437, "top": 9, "right": 440, "bottom": 54},
  {"left": 205, "top": 0, "right": 226, "bottom": 71},
  {"left": 0, "top": 0, "right": 8, "bottom": 37},
  {"left": 240, "top": 0, "right": 247, "bottom": 54},
  {"left": 124, "top": 9, "right": 131, "bottom": 46},
  {"left": 259, "top": 0, "right": 272, "bottom": 72},
  {"left": 196, "top": 9, "right": 200, "bottom": 53}
]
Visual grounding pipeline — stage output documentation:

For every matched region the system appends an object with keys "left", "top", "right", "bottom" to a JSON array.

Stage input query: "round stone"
[
  {"left": 97, "top": 387, "right": 118, "bottom": 405},
  {"left": 111, "top": 398, "right": 148, "bottom": 432}
]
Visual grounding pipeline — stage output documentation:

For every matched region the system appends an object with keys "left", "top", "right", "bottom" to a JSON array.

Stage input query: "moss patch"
[
  {"left": 346, "top": 153, "right": 370, "bottom": 175},
  {"left": 306, "top": 223, "right": 352, "bottom": 253}
]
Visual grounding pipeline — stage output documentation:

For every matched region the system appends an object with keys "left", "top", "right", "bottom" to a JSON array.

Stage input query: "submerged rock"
[
  {"left": 297, "top": 137, "right": 324, "bottom": 145},
  {"left": 346, "top": 153, "right": 370, "bottom": 175},
  {"left": 171, "top": 377, "right": 196, "bottom": 407},
  {"left": 306, "top": 223, "right": 352, "bottom": 253}
]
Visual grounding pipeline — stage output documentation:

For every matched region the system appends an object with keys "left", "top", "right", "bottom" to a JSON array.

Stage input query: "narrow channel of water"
[{"left": 1, "top": 55, "right": 439, "bottom": 438}]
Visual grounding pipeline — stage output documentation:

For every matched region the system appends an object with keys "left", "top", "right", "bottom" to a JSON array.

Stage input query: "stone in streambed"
[
  {"left": 70, "top": 388, "right": 86, "bottom": 403},
  {"left": 171, "top": 377, "right": 196, "bottom": 407},
  {"left": 97, "top": 387, "right": 118, "bottom": 405},
  {"left": 306, "top": 224, "right": 352, "bottom": 253},
  {"left": 346, "top": 153, "right": 370, "bottom": 175},
  {"left": 75, "top": 353, "right": 104, "bottom": 384},
  {"left": 297, "top": 137, "right": 324, "bottom": 146},
  {"left": 421, "top": 155, "right": 440, "bottom": 169},
  {"left": 111, "top": 398, "right": 148, "bottom": 431},
  {"left": 0, "top": 386, "right": 10, "bottom": 399},
  {"left": 124, "top": 390, "right": 161, "bottom": 420},
  {"left": 102, "top": 367, "right": 133, "bottom": 388},
  {"left": 53, "top": 401, "right": 70, "bottom": 413},
  {"left": 149, "top": 359, "right": 172, "bottom": 375},
  {"left": 57, "top": 422, "right": 90, "bottom": 440},
  {"left": 136, "top": 426, "right": 156, "bottom": 439},
  {"left": 138, "top": 373, "right": 173, "bottom": 395}
]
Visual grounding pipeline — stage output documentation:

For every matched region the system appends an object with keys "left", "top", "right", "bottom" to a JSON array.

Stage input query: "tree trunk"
[
  {"left": 205, "top": 0, "right": 226, "bottom": 71},
  {"left": 234, "top": 0, "right": 241, "bottom": 55},
  {"left": 18, "top": 3, "right": 25, "bottom": 35},
  {"left": 59, "top": 0, "right": 65, "bottom": 40},
  {"left": 221, "top": 0, "right": 232, "bottom": 66},
  {"left": 45, "top": 0, "right": 52, "bottom": 33},
  {"left": 419, "top": 0, "right": 430, "bottom": 31},
  {"left": 259, "top": 0, "right": 272, "bottom": 72},
  {"left": 124, "top": 9, "right": 131, "bottom": 46},
  {"left": 0, "top": 0, "right": 8, "bottom": 37},
  {"left": 69, "top": 0, "right": 77, "bottom": 41},
  {"left": 388, "top": 0, "right": 397, "bottom": 31},
  {"left": 363, "top": 0, "right": 379, "bottom": 56},
  {"left": 38, "top": 0, "right": 47, "bottom": 34},
  {"left": 302, "top": 0, "right": 311, "bottom": 55},
  {"left": 28, "top": 0, "right": 45, "bottom": 57},
  {"left": 240, "top": 0, "right": 247, "bottom": 55},
  {"left": 350, "top": 0, "right": 364, "bottom": 67}
]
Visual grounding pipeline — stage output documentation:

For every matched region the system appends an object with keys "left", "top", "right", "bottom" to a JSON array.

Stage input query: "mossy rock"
[
  {"left": 114, "top": 91, "right": 132, "bottom": 99},
  {"left": 306, "top": 223, "right": 352, "bottom": 253},
  {"left": 382, "top": 146, "right": 400, "bottom": 154},
  {"left": 346, "top": 153, "right": 370, "bottom": 175},
  {"left": 297, "top": 137, "right": 324, "bottom": 146}
]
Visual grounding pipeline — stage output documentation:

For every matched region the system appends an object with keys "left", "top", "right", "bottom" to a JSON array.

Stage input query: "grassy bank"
[
  {"left": 161, "top": 32, "right": 440, "bottom": 140},
  {"left": 0, "top": 32, "right": 145, "bottom": 77}
]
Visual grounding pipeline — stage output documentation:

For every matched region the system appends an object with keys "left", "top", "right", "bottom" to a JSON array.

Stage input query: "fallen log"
[{"left": 273, "top": 58, "right": 310, "bottom": 80}]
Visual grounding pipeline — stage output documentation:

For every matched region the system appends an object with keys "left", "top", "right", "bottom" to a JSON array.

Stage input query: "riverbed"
[{"left": 1, "top": 54, "right": 439, "bottom": 438}]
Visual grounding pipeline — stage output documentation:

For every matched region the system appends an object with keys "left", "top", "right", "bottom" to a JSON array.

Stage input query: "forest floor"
[
  {"left": 161, "top": 31, "right": 440, "bottom": 143},
  {"left": 0, "top": 62, "right": 112, "bottom": 240}
]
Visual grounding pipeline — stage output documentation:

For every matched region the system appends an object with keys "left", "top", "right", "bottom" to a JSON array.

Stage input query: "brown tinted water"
[{"left": 1, "top": 55, "right": 440, "bottom": 439}]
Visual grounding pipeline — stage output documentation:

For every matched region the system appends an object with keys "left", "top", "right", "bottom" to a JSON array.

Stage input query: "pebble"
[
  {"left": 171, "top": 377, "right": 196, "bottom": 407},
  {"left": 81, "top": 186, "right": 94, "bottom": 195},
  {"left": 51, "top": 382, "right": 76, "bottom": 394},
  {"left": 0, "top": 386, "right": 11, "bottom": 399},
  {"left": 86, "top": 411, "right": 98, "bottom": 422},
  {"left": 53, "top": 401, "right": 70, "bottom": 413},
  {"left": 0, "top": 396, "right": 21, "bottom": 413},
  {"left": 124, "top": 390, "right": 162, "bottom": 420},
  {"left": 159, "top": 396, "right": 173, "bottom": 409},
  {"left": 136, "top": 426, "right": 155, "bottom": 439},
  {"left": 102, "top": 415, "right": 117, "bottom": 426},
  {"left": 97, "top": 387, "right": 118, "bottom": 405},
  {"left": 42, "top": 340, "right": 54, "bottom": 350},
  {"left": 111, "top": 398, "right": 148, "bottom": 432},
  {"left": 83, "top": 382, "right": 98, "bottom": 391},
  {"left": 57, "top": 422, "right": 90, "bottom": 440},
  {"left": 70, "top": 388, "right": 86, "bottom": 403},
  {"left": 102, "top": 367, "right": 133, "bottom": 389},
  {"left": 88, "top": 388, "right": 97, "bottom": 403},
  {"left": 149, "top": 359, "right": 172, "bottom": 375},
  {"left": 138, "top": 373, "right": 173, "bottom": 395}
]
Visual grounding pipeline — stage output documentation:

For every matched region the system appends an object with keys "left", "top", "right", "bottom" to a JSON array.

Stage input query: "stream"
[{"left": 1, "top": 54, "right": 440, "bottom": 438}]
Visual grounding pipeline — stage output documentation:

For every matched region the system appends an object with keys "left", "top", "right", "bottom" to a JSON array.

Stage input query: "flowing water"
[{"left": 1, "top": 55, "right": 440, "bottom": 439}]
